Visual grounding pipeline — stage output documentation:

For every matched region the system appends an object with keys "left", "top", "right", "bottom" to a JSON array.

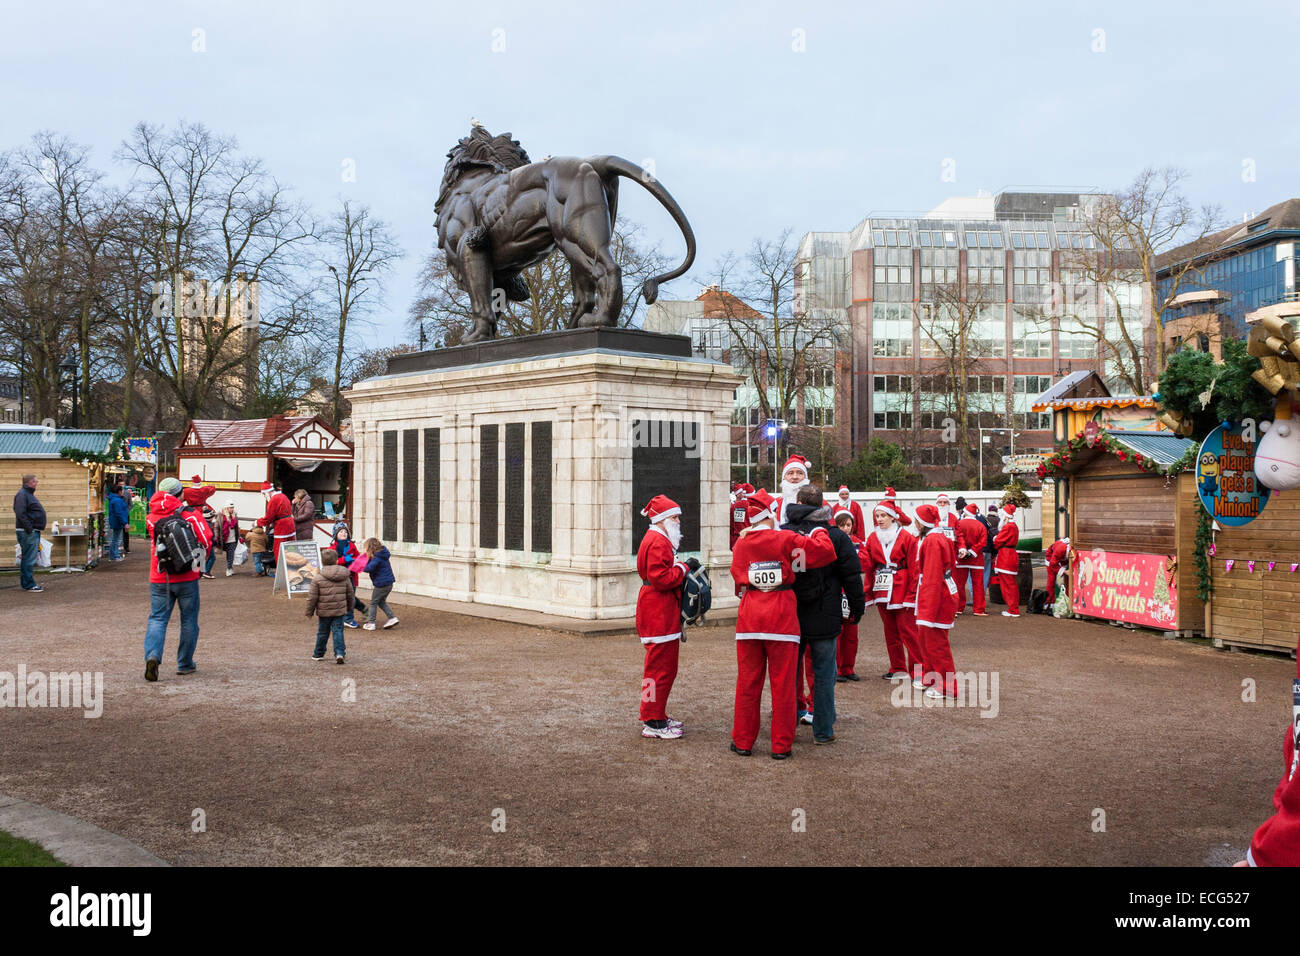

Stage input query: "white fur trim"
[
  {"left": 1246, "top": 847, "right": 1258, "bottom": 867},
  {"left": 915, "top": 618, "right": 955, "bottom": 630},
  {"left": 644, "top": 505, "right": 682, "bottom": 521},
  {"left": 735, "top": 632, "right": 801, "bottom": 643},
  {"left": 994, "top": 567, "right": 1017, "bottom": 575},
  {"left": 640, "top": 632, "right": 682, "bottom": 645}
]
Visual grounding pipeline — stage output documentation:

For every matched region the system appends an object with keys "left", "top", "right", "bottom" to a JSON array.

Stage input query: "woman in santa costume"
[
  {"left": 1240, "top": 647, "right": 1300, "bottom": 866},
  {"left": 635, "top": 495, "right": 696, "bottom": 739},
  {"left": 992, "top": 502, "right": 1022, "bottom": 617},
  {"left": 864, "top": 500, "right": 924, "bottom": 682},
  {"left": 910, "top": 503, "right": 959, "bottom": 699},
  {"left": 831, "top": 486, "right": 865, "bottom": 538},
  {"left": 729, "top": 489, "right": 837, "bottom": 759},
  {"left": 773, "top": 455, "right": 812, "bottom": 527},
  {"left": 955, "top": 503, "right": 989, "bottom": 616},
  {"left": 880, "top": 486, "right": 913, "bottom": 527}
]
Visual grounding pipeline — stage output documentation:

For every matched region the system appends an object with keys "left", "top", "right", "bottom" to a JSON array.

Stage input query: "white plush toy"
[{"left": 1255, "top": 398, "right": 1300, "bottom": 491}]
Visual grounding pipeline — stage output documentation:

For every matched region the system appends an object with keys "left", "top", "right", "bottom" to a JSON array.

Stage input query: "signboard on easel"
[{"left": 272, "top": 541, "right": 321, "bottom": 597}]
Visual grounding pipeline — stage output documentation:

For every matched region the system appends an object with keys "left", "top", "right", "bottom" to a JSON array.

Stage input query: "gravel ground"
[{"left": 0, "top": 556, "right": 1292, "bottom": 866}]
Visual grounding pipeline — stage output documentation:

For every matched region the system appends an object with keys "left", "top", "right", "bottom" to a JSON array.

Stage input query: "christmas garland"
[
  {"left": 58, "top": 426, "right": 128, "bottom": 465},
  {"left": 1194, "top": 503, "right": 1213, "bottom": 602},
  {"left": 1036, "top": 429, "right": 1197, "bottom": 479}
]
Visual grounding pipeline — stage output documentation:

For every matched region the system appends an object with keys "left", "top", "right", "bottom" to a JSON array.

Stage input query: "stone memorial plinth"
[{"left": 344, "top": 328, "right": 743, "bottom": 621}]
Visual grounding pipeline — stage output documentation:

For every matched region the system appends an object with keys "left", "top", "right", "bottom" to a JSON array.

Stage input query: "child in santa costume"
[
  {"left": 833, "top": 510, "right": 867, "bottom": 682},
  {"left": 864, "top": 500, "right": 924, "bottom": 682},
  {"left": 831, "top": 486, "right": 865, "bottom": 538},
  {"left": 729, "top": 489, "right": 837, "bottom": 759},
  {"left": 992, "top": 502, "right": 1022, "bottom": 617},
  {"left": 1045, "top": 536, "right": 1070, "bottom": 601},
  {"left": 911, "top": 504, "right": 959, "bottom": 699},
  {"left": 1242, "top": 650, "right": 1300, "bottom": 866},
  {"left": 955, "top": 503, "right": 989, "bottom": 616},
  {"left": 635, "top": 495, "right": 695, "bottom": 739},
  {"left": 773, "top": 455, "right": 812, "bottom": 527}
]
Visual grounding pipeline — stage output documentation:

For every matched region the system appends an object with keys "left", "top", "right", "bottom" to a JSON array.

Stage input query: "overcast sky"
[{"left": 3, "top": 0, "right": 1298, "bottom": 348}]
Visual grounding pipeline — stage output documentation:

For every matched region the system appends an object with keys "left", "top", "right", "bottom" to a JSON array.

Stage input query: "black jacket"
[
  {"left": 782, "top": 503, "right": 866, "bottom": 639},
  {"left": 981, "top": 513, "right": 999, "bottom": 555},
  {"left": 13, "top": 485, "right": 46, "bottom": 533}
]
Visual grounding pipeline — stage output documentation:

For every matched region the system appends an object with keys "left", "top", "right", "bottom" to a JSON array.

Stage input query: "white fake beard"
[
  {"left": 781, "top": 478, "right": 808, "bottom": 503},
  {"left": 664, "top": 521, "right": 682, "bottom": 550},
  {"left": 876, "top": 523, "right": 899, "bottom": 551}
]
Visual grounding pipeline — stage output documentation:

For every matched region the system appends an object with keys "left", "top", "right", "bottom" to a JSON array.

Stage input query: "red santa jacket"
[
  {"left": 936, "top": 508, "right": 960, "bottom": 544},
  {"left": 913, "top": 530, "right": 958, "bottom": 629},
  {"left": 1249, "top": 723, "right": 1300, "bottom": 866},
  {"left": 1045, "top": 538, "right": 1069, "bottom": 572},
  {"left": 731, "top": 526, "right": 836, "bottom": 643},
  {"left": 993, "top": 518, "right": 1020, "bottom": 575},
  {"left": 182, "top": 484, "right": 216, "bottom": 509},
  {"left": 832, "top": 499, "right": 866, "bottom": 538},
  {"left": 635, "top": 525, "right": 687, "bottom": 644},
  {"left": 864, "top": 526, "right": 916, "bottom": 610},
  {"left": 956, "top": 516, "right": 988, "bottom": 570},
  {"left": 257, "top": 493, "right": 297, "bottom": 560}
]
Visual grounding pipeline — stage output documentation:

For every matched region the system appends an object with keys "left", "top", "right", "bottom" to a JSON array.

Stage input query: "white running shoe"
[
  {"left": 666, "top": 717, "right": 684, "bottom": 729},
  {"left": 924, "top": 687, "right": 947, "bottom": 700},
  {"left": 362, "top": 623, "right": 376, "bottom": 631},
  {"left": 799, "top": 711, "right": 814, "bottom": 725},
  {"left": 225, "top": 569, "right": 233, "bottom": 577},
  {"left": 912, "top": 679, "right": 926, "bottom": 690},
  {"left": 1001, "top": 611, "right": 1020, "bottom": 618},
  {"left": 642, "top": 723, "right": 683, "bottom": 739},
  {"left": 886, "top": 671, "right": 909, "bottom": 681},
  {"left": 382, "top": 618, "right": 399, "bottom": 629}
]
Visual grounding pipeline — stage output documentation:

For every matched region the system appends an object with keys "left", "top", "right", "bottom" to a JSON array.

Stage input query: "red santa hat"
[
  {"left": 936, "top": 492, "right": 951, "bottom": 506},
  {"left": 872, "top": 500, "right": 902, "bottom": 521},
  {"left": 964, "top": 503, "right": 980, "bottom": 516},
  {"left": 837, "top": 485, "right": 850, "bottom": 495},
  {"left": 883, "top": 486, "right": 898, "bottom": 500},
  {"left": 640, "top": 494, "right": 681, "bottom": 523},
  {"left": 191, "top": 475, "right": 203, "bottom": 484},
  {"left": 781, "top": 455, "right": 810, "bottom": 479},
  {"left": 737, "top": 482, "right": 754, "bottom": 495},
  {"left": 913, "top": 503, "right": 940, "bottom": 529},
  {"left": 744, "top": 489, "right": 777, "bottom": 525},
  {"left": 1001, "top": 502, "right": 1017, "bottom": 518}
]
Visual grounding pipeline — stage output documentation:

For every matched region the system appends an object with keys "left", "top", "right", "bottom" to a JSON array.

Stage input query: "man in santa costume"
[
  {"left": 729, "top": 483, "right": 754, "bottom": 549},
  {"left": 729, "top": 489, "right": 837, "bottom": 759},
  {"left": 910, "top": 503, "right": 959, "bottom": 699},
  {"left": 864, "top": 499, "right": 924, "bottom": 682},
  {"left": 635, "top": 494, "right": 696, "bottom": 739},
  {"left": 955, "top": 503, "right": 990, "bottom": 617},
  {"left": 1239, "top": 649, "right": 1300, "bottom": 866},
  {"left": 255, "top": 483, "right": 297, "bottom": 565},
  {"left": 773, "top": 454, "right": 812, "bottom": 527},
  {"left": 1045, "top": 536, "right": 1070, "bottom": 601},
  {"left": 182, "top": 474, "right": 217, "bottom": 509},
  {"left": 934, "top": 492, "right": 960, "bottom": 542},
  {"left": 831, "top": 485, "right": 865, "bottom": 538},
  {"left": 992, "top": 502, "right": 1022, "bottom": 617}
]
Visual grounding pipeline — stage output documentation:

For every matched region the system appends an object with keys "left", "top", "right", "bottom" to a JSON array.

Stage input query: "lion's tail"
[{"left": 594, "top": 156, "right": 696, "bottom": 305}]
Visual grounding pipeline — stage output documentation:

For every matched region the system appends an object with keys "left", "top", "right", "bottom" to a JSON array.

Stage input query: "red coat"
[
  {"left": 635, "top": 526, "right": 687, "bottom": 644},
  {"left": 182, "top": 484, "right": 216, "bottom": 508},
  {"left": 1249, "top": 725, "right": 1300, "bottom": 866},
  {"left": 956, "top": 516, "right": 988, "bottom": 570},
  {"left": 913, "top": 530, "right": 958, "bottom": 629},
  {"left": 993, "top": 518, "right": 1020, "bottom": 575},
  {"left": 864, "top": 527, "right": 916, "bottom": 609},
  {"left": 146, "top": 491, "right": 214, "bottom": 583},
  {"left": 832, "top": 499, "right": 866, "bottom": 538},
  {"left": 731, "top": 526, "right": 836, "bottom": 642},
  {"left": 257, "top": 493, "right": 297, "bottom": 561},
  {"left": 1045, "top": 539, "right": 1069, "bottom": 572}
]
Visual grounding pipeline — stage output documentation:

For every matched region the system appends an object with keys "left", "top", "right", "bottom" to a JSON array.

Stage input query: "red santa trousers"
[
  {"left": 919, "top": 624, "right": 958, "bottom": 697},
  {"left": 954, "top": 567, "right": 986, "bottom": 614},
  {"left": 836, "top": 618, "right": 859, "bottom": 676},
  {"left": 733, "top": 640, "right": 799, "bottom": 754},
  {"left": 1046, "top": 565, "right": 1059, "bottom": 601},
  {"left": 878, "top": 606, "right": 925, "bottom": 677},
  {"left": 796, "top": 641, "right": 815, "bottom": 714},
  {"left": 639, "top": 638, "right": 679, "bottom": 721},
  {"left": 997, "top": 572, "right": 1020, "bottom": 615}
]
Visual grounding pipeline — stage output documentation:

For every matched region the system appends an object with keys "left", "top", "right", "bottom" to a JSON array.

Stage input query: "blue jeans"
[
  {"left": 108, "top": 526, "right": 123, "bottom": 561},
  {"left": 204, "top": 547, "right": 216, "bottom": 574},
  {"left": 802, "top": 635, "right": 839, "bottom": 741},
  {"left": 983, "top": 554, "right": 994, "bottom": 590},
  {"left": 16, "top": 529, "right": 40, "bottom": 589},
  {"left": 145, "top": 579, "right": 201, "bottom": 669},
  {"left": 314, "top": 616, "right": 345, "bottom": 657}
]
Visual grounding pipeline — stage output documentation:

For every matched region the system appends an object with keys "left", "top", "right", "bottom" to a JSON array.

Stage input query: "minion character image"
[{"left": 1198, "top": 451, "right": 1220, "bottom": 498}]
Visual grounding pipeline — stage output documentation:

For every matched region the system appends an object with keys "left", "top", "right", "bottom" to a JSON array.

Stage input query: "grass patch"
[{"left": 0, "top": 829, "right": 63, "bottom": 867}]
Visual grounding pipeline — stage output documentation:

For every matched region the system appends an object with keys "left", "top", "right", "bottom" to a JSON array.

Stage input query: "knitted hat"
[
  {"left": 640, "top": 494, "right": 682, "bottom": 523},
  {"left": 159, "top": 477, "right": 182, "bottom": 495},
  {"left": 913, "top": 504, "right": 940, "bottom": 529}
]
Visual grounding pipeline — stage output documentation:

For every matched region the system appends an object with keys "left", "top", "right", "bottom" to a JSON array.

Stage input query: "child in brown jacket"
[
  {"left": 306, "top": 548, "right": 354, "bottom": 663},
  {"left": 245, "top": 524, "right": 272, "bottom": 576}
]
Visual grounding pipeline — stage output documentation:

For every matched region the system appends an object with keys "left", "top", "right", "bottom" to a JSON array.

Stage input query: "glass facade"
[{"left": 1157, "top": 239, "right": 1299, "bottom": 336}]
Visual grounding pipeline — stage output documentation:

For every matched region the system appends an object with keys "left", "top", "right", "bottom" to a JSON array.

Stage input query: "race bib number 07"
[
  {"left": 749, "top": 561, "right": 783, "bottom": 591},
  {"left": 873, "top": 569, "right": 894, "bottom": 593}
]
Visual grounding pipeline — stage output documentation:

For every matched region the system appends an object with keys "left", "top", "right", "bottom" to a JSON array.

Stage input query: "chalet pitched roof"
[{"left": 180, "top": 416, "right": 351, "bottom": 454}]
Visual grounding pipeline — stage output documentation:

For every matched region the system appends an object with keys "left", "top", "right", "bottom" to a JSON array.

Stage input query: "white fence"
[{"left": 847, "top": 490, "right": 1042, "bottom": 540}]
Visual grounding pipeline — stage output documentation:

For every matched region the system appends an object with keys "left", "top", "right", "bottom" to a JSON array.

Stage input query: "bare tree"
[{"left": 320, "top": 200, "right": 401, "bottom": 425}]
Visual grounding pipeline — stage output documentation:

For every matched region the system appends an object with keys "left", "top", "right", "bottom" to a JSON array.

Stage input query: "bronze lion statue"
[{"left": 434, "top": 126, "right": 696, "bottom": 342}]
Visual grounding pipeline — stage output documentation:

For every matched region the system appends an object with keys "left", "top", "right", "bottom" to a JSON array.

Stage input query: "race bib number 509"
[{"left": 749, "top": 561, "right": 783, "bottom": 591}]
